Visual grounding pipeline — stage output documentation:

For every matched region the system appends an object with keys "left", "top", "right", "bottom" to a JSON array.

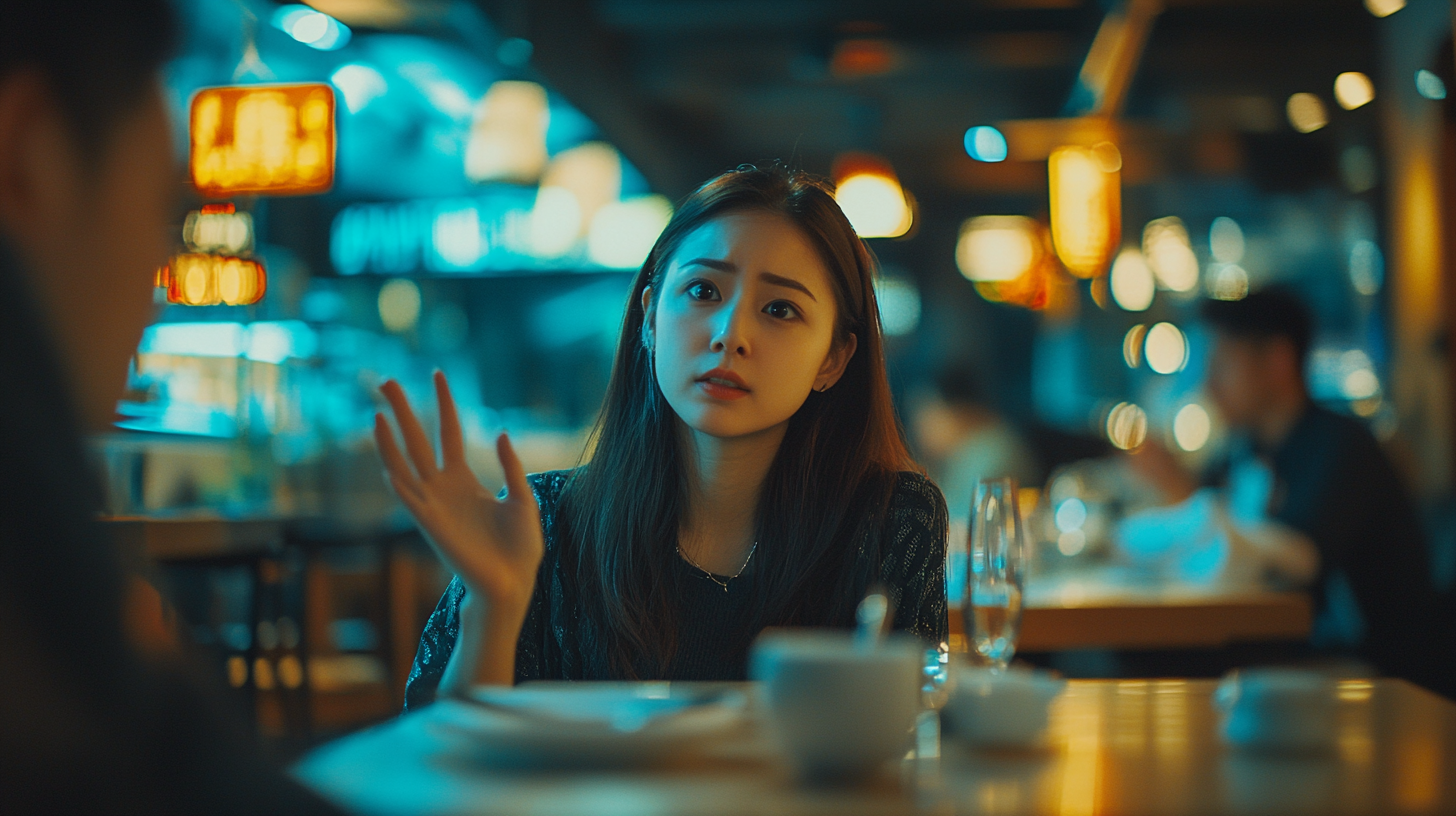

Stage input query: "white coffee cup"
[
  {"left": 945, "top": 663, "right": 1065, "bottom": 748},
  {"left": 1213, "top": 668, "right": 1337, "bottom": 751},
  {"left": 749, "top": 629, "right": 923, "bottom": 781}
]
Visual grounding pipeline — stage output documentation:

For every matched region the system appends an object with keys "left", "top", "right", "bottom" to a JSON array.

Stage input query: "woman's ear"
[
  {"left": 639, "top": 286, "right": 655, "bottom": 350},
  {"left": 814, "top": 332, "right": 858, "bottom": 391}
]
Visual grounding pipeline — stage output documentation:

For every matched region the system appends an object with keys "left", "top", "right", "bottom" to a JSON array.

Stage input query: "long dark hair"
[{"left": 556, "top": 165, "right": 917, "bottom": 676}]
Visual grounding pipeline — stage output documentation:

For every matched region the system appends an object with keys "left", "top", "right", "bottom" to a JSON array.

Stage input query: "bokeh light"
[
  {"left": 272, "top": 5, "right": 351, "bottom": 50},
  {"left": 1109, "top": 248, "right": 1154, "bottom": 311},
  {"left": 956, "top": 216, "right": 1040, "bottom": 282},
  {"left": 1209, "top": 217, "right": 1244, "bottom": 263},
  {"left": 1334, "top": 72, "right": 1376, "bottom": 110},
  {"left": 183, "top": 207, "right": 254, "bottom": 255},
  {"left": 163, "top": 254, "right": 267, "bottom": 306},
  {"left": 1142, "top": 217, "right": 1199, "bottom": 292},
  {"left": 587, "top": 195, "right": 673, "bottom": 269},
  {"left": 1207, "top": 263, "right": 1249, "bottom": 301},
  {"left": 1286, "top": 93, "right": 1328, "bottom": 133},
  {"left": 1416, "top": 69, "right": 1447, "bottom": 100},
  {"left": 1123, "top": 324, "right": 1148, "bottom": 368},
  {"left": 834, "top": 173, "right": 913, "bottom": 238},
  {"left": 1057, "top": 530, "right": 1087, "bottom": 556},
  {"left": 1106, "top": 402, "right": 1149, "bottom": 450},
  {"left": 1364, "top": 0, "right": 1405, "bottom": 15},
  {"left": 1174, "top": 403, "right": 1212, "bottom": 452},
  {"left": 1144, "top": 322, "right": 1188, "bottom": 374},
  {"left": 528, "top": 186, "right": 582, "bottom": 258},
  {"left": 1048, "top": 143, "right": 1122, "bottom": 278},
  {"left": 330, "top": 64, "right": 388, "bottom": 114},
  {"left": 965, "top": 126, "right": 1008, "bottom": 162},
  {"left": 874, "top": 277, "right": 922, "bottom": 337},
  {"left": 190, "top": 84, "right": 335, "bottom": 197},
  {"left": 378, "top": 279, "right": 422, "bottom": 333},
  {"left": 1349, "top": 239, "right": 1384, "bottom": 295},
  {"left": 1342, "top": 367, "right": 1380, "bottom": 399},
  {"left": 465, "top": 81, "right": 550, "bottom": 183},
  {"left": 1055, "top": 498, "right": 1088, "bottom": 532}
]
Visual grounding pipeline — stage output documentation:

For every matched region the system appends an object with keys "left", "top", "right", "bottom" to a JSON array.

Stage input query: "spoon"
[{"left": 855, "top": 583, "right": 896, "bottom": 648}]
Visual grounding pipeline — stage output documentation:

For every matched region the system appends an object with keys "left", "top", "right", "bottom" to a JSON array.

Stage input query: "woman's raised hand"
[{"left": 375, "top": 372, "right": 544, "bottom": 615}]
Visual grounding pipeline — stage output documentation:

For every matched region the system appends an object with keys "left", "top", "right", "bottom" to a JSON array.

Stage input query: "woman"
[{"left": 378, "top": 165, "right": 947, "bottom": 706}]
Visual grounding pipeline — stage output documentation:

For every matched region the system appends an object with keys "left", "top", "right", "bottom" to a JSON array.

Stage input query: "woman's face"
[{"left": 646, "top": 210, "right": 856, "bottom": 440}]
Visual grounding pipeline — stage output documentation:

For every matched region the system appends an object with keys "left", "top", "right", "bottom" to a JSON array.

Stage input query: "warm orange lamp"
[
  {"left": 189, "top": 83, "right": 336, "bottom": 197},
  {"left": 162, "top": 254, "right": 267, "bottom": 306},
  {"left": 1048, "top": 142, "right": 1121, "bottom": 279}
]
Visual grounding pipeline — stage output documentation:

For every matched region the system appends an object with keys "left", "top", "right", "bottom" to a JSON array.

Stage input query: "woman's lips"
[{"left": 697, "top": 378, "right": 750, "bottom": 401}]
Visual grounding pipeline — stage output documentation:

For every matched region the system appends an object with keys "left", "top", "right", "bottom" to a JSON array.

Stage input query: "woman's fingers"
[
  {"left": 374, "top": 413, "right": 424, "bottom": 502},
  {"left": 496, "top": 432, "right": 532, "bottom": 507},
  {"left": 434, "top": 371, "right": 467, "bottom": 472},
  {"left": 380, "top": 380, "right": 439, "bottom": 478}
]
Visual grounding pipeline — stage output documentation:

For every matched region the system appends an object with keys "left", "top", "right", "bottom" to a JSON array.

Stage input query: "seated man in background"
[
  {"left": 0, "top": 2, "right": 332, "bottom": 811},
  {"left": 1127, "top": 287, "right": 1446, "bottom": 691},
  {"left": 912, "top": 361, "right": 1036, "bottom": 605}
]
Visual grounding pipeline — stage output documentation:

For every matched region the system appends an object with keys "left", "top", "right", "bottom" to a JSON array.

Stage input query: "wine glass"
[{"left": 963, "top": 477, "right": 1025, "bottom": 670}]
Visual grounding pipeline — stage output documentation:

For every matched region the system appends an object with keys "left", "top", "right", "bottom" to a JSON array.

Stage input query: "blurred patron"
[
  {"left": 0, "top": 2, "right": 332, "bottom": 810},
  {"left": 913, "top": 362, "right": 1036, "bottom": 603},
  {"left": 1125, "top": 288, "right": 1445, "bottom": 688}
]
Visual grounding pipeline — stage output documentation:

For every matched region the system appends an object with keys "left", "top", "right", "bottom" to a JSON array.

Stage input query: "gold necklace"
[{"left": 677, "top": 541, "right": 758, "bottom": 592}]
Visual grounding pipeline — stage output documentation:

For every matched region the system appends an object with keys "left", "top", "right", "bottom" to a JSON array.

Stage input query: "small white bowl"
[
  {"left": 1213, "top": 669, "right": 1337, "bottom": 752},
  {"left": 945, "top": 664, "right": 1065, "bottom": 748}
]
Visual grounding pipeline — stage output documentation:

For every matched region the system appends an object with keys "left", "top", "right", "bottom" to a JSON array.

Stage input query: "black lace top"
[{"left": 404, "top": 469, "right": 948, "bottom": 709}]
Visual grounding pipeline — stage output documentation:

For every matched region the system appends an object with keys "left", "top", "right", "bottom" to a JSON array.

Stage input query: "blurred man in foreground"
[
  {"left": 1128, "top": 288, "right": 1444, "bottom": 689},
  {"left": 0, "top": 2, "right": 333, "bottom": 811}
]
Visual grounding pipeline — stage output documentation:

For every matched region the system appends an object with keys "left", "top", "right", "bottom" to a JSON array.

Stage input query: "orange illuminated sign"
[
  {"left": 189, "top": 83, "right": 336, "bottom": 197},
  {"left": 161, "top": 254, "right": 267, "bottom": 306}
]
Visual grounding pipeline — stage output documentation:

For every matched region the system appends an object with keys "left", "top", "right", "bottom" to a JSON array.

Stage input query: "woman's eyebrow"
[
  {"left": 680, "top": 258, "right": 818, "bottom": 302},
  {"left": 759, "top": 272, "right": 817, "bottom": 302}
]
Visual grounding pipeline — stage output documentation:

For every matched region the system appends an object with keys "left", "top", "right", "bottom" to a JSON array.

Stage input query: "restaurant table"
[
  {"left": 951, "top": 569, "right": 1313, "bottom": 653},
  {"left": 293, "top": 678, "right": 1456, "bottom": 816}
]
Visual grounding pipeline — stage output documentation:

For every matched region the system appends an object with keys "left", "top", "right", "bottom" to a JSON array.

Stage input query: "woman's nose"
[{"left": 709, "top": 301, "right": 751, "bottom": 356}]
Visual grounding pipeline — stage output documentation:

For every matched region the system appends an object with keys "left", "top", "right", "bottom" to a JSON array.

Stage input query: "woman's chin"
[{"left": 673, "top": 405, "right": 791, "bottom": 441}]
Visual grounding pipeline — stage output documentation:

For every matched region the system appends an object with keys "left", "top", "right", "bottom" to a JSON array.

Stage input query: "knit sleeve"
[
  {"left": 401, "top": 471, "right": 565, "bottom": 710},
  {"left": 878, "top": 472, "right": 949, "bottom": 644}
]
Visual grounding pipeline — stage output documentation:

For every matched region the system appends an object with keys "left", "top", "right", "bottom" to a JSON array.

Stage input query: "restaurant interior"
[{"left": 10, "top": 0, "right": 1456, "bottom": 813}]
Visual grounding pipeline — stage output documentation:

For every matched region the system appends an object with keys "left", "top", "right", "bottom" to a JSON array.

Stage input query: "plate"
[{"left": 437, "top": 681, "right": 749, "bottom": 769}]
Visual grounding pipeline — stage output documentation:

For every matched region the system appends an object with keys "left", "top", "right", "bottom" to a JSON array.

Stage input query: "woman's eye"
[
  {"left": 686, "top": 281, "right": 719, "bottom": 301},
  {"left": 764, "top": 301, "right": 799, "bottom": 320}
]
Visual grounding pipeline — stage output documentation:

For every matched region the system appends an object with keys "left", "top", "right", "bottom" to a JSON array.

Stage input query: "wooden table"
[
  {"left": 294, "top": 678, "right": 1456, "bottom": 815},
  {"left": 103, "top": 515, "right": 285, "bottom": 562},
  {"left": 950, "top": 570, "right": 1313, "bottom": 652}
]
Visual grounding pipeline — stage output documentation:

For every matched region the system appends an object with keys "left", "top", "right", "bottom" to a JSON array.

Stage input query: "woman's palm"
[{"left": 375, "top": 373, "right": 543, "bottom": 609}]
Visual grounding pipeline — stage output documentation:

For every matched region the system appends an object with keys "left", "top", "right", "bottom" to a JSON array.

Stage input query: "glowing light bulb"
[
  {"left": 1364, "top": 0, "right": 1405, "bottom": 15},
  {"left": 1048, "top": 143, "right": 1121, "bottom": 278}
]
